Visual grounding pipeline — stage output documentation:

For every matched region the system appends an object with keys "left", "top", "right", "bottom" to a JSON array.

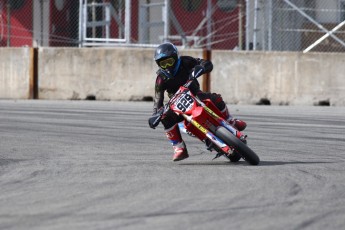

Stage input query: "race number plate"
[{"left": 173, "top": 92, "right": 194, "bottom": 113}]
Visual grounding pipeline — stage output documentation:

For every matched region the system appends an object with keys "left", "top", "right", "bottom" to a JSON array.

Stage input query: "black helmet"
[{"left": 154, "top": 42, "right": 180, "bottom": 76}]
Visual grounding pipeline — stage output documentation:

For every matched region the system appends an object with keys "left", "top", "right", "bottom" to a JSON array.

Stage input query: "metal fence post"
[
  {"left": 6, "top": 2, "right": 10, "bottom": 47},
  {"left": 125, "top": 0, "right": 131, "bottom": 43}
]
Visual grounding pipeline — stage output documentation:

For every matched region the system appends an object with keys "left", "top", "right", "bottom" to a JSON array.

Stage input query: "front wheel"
[{"left": 215, "top": 127, "right": 260, "bottom": 165}]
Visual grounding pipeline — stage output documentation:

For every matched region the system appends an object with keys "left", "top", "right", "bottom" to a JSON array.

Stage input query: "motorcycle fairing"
[
  {"left": 170, "top": 87, "right": 198, "bottom": 116},
  {"left": 184, "top": 108, "right": 217, "bottom": 141}
]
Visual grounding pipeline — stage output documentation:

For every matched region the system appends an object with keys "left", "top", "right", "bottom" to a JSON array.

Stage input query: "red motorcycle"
[{"left": 149, "top": 79, "right": 260, "bottom": 165}]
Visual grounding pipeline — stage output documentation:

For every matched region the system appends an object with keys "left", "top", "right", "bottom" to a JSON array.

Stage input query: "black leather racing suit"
[{"left": 153, "top": 56, "right": 227, "bottom": 130}]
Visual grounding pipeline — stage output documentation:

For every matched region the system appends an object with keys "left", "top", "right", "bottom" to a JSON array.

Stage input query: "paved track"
[{"left": 1, "top": 100, "right": 345, "bottom": 230}]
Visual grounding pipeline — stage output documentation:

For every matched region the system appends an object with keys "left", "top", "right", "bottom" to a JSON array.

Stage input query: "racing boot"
[
  {"left": 165, "top": 124, "right": 189, "bottom": 161},
  {"left": 221, "top": 107, "right": 247, "bottom": 131}
]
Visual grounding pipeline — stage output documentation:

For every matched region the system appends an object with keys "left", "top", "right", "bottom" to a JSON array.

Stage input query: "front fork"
[{"left": 181, "top": 114, "right": 233, "bottom": 156}]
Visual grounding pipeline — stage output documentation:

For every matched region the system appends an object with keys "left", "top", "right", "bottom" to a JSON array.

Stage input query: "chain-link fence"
[
  {"left": 0, "top": 0, "right": 79, "bottom": 47},
  {"left": 0, "top": 0, "right": 33, "bottom": 47},
  {"left": 254, "top": 0, "right": 345, "bottom": 52},
  {"left": 1, "top": 0, "right": 345, "bottom": 52}
]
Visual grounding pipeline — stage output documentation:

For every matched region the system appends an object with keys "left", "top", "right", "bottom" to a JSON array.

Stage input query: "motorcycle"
[{"left": 149, "top": 78, "right": 260, "bottom": 166}]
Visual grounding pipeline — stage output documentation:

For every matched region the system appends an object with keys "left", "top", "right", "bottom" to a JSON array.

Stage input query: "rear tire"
[{"left": 215, "top": 127, "right": 260, "bottom": 165}]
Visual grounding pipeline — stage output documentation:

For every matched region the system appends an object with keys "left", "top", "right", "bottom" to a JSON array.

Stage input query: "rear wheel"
[{"left": 215, "top": 127, "right": 260, "bottom": 165}]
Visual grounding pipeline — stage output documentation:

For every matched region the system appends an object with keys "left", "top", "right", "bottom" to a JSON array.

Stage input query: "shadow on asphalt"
[
  {"left": 178, "top": 160, "right": 335, "bottom": 166},
  {"left": 178, "top": 161, "right": 251, "bottom": 166},
  {"left": 258, "top": 160, "right": 335, "bottom": 166}
]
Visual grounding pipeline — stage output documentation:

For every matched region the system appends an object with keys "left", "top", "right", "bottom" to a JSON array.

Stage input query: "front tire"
[
  {"left": 215, "top": 127, "right": 260, "bottom": 165},
  {"left": 225, "top": 151, "right": 242, "bottom": 162}
]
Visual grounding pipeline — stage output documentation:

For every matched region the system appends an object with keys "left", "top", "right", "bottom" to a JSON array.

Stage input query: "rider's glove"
[
  {"left": 189, "top": 65, "right": 205, "bottom": 80},
  {"left": 148, "top": 108, "right": 163, "bottom": 129}
]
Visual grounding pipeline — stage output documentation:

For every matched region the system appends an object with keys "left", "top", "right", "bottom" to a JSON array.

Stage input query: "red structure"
[
  {"left": 171, "top": 0, "right": 243, "bottom": 49},
  {"left": 49, "top": 0, "right": 77, "bottom": 46},
  {"left": 0, "top": 0, "right": 241, "bottom": 49},
  {"left": 0, "top": 0, "right": 78, "bottom": 47},
  {"left": 0, "top": 0, "right": 33, "bottom": 46}
]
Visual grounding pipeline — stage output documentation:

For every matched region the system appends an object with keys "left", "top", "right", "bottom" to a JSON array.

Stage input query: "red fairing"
[
  {"left": 185, "top": 107, "right": 220, "bottom": 141},
  {"left": 191, "top": 106, "right": 203, "bottom": 118},
  {"left": 203, "top": 99, "right": 225, "bottom": 119},
  {"left": 184, "top": 95, "right": 199, "bottom": 115},
  {"left": 170, "top": 87, "right": 198, "bottom": 115}
]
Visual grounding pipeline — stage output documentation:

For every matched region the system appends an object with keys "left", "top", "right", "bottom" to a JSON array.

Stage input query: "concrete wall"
[
  {"left": 0, "top": 48, "right": 33, "bottom": 99},
  {"left": 212, "top": 51, "right": 345, "bottom": 106},
  {"left": 1, "top": 47, "right": 345, "bottom": 106},
  {"left": 39, "top": 47, "right": 158, "bottom": 101},
  {"left": 38, "top": 47, "right": 202, "bottom": 101}
]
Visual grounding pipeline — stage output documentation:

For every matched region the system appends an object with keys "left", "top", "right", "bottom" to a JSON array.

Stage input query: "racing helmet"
[{"left": 154, "top": 42, "right": 180, "bottom": 76}]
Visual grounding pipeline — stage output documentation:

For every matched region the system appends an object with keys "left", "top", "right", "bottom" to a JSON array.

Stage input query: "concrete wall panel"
[
  {"left": 211, "top": 51, "right": 345, "bottom": 106},
  {"left": 38, "top": 48, "right": 203, "bottom": 101},
  {"left": 0, "top": 48, "right": 32, "bottom": 99}
]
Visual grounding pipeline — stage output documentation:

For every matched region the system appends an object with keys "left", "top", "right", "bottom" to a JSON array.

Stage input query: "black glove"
[
  {"left": 148, "top": 108, "right": 164, "bottom": 129},
  {"left": 189, "top": 65, "right": 205, "bottom": 79}
]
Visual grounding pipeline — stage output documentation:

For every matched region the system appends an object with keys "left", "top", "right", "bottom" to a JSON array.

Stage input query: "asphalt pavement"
[{"left": 1, "top": 100, "right": 345, "bottom": 230}]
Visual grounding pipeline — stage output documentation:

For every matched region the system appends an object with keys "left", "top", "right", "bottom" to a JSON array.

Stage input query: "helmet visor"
[{"left": 159, "top": 57, "right": 175, "bottom": 69}]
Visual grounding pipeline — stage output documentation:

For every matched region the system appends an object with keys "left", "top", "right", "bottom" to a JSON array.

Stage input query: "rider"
[{"left": 149, "top": 42, "right": 246, "bottom": 161}]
